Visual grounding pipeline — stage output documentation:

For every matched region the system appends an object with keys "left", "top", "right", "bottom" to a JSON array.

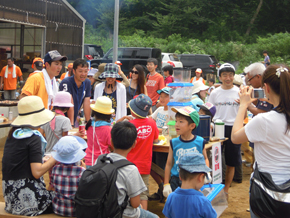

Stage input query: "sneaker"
[{"left": 148, "top": 192, "right": 161, "bottom": 201}]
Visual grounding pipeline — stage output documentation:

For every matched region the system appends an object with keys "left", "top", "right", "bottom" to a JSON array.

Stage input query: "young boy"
[
  {"left": 163, "top": 106, "right": 209, "bottom": 197},
  {"left": 108, "top": 121, "right": 159, "bottom": 218},
  {"left": 50, "top": 136, "right": 87, "bottom": 217},
  {"left": 163, "top": 152, "right": 217, "bottom": 218},
  {"left": 207, "top": 78, "right": 216, "bottom": 95},
  {"left": 118, "top": 94, "right": 159, "bottom": 209},
  {"left": 208, "top": 63, "right": 241, "bottom": 196},
  {"left": 162, "top": 65, "right": 174, "bottom": 86},
  {"left": 198, "top": 102, "right": 216, "bottom": 138},
  {"left": 146, "top": 58, "right": 165, "bottom": 112},
  {"left": 149, "top": 87, "right": 171, "bottom": 201}
]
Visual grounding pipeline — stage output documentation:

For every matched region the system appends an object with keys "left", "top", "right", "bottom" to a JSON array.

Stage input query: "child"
[
  {"left": 162, "top": 65, "right": 174, "bottom": 85},
  {"left": 190, "top": 68, "right": 205, "bottom": 84},
  {"left": 50, "top": 136, "right": 87, "bottom": 217},
  {"left": 163, "top": 152, "right": 217, "bottom": 218},
  {"left": 149, "top": 87, "right": 171, "bottom": 201},
  {"left": 40, "top": 91, "right": 74, "bottom": 155},
  {"left": 191, "top": 81, "right": 209, "bottom": 111},
  {"left": 118, "top": 94, "right": 159, "bottom": 210},
  {"left": 102, "top": 122, "right": 159, "bottom": 218},
  {"left": 163, "top": 106, "right": 209, "bottom": 197},
  {"left": 207, "top": 78, "right": 215, "bottom": 95},
  {"left": 198, "top": 102, "right": 216, "bottom": 138},
  {"left": 85, "top": 96, "right": 114, "bottom": 168}
]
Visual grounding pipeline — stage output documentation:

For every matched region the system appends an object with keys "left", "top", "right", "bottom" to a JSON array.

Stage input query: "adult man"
[
  {"left": 146, "top": 58, "right": 165, "bottom": 112},
  {"left": 29, "top": 57, "right": 44, "bottom": 77},
  {"left": 59, "top": 59, "right": 91, "bottom": 126},
  {"left": 0, "top": 57, "right": 23, "bottom": 99},
  {"left": 244, "top": 62, "right": 273, "bottom": 115},
  {"left": 60, "top": 63, "right": 73, "bottom": 80},
  {"left": 21, "top": 50, "right": 67, "bottom": 109},
  {"left": 208, "top": 63, "right": 241, "bottom": 196}
]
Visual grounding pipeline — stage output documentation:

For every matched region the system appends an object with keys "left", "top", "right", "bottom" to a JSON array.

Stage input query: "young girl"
[
  {"left": 191, "top": 81, "right": 209, "bottom": 111},
  {"left": 40, "top": 91, "right": 77, "bottom": 154},
  {"left": 85, "top": 96, "right": 114, "bottom": 168}
]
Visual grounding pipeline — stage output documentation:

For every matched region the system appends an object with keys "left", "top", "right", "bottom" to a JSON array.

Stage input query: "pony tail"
[{"left": 278, "top": 67, "right": 290, "bottom": 133}]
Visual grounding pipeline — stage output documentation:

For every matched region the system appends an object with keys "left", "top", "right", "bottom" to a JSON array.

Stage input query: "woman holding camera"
[{"left": 231, "top": 64, "right": 290, "bottom": 218}]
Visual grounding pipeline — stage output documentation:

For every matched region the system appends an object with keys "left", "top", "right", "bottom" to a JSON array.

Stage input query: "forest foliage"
[{"left": 69, "top": 0, "right": 290, "bottom": 72}]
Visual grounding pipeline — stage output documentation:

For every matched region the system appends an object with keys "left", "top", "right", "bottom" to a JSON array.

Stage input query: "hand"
[
  {"left": 80, "top": 160, "right": 86, "bottom": 168},
  {"left": 42, "top": 154, "right": 51, "bottom": 163},
  {"left": 74, "top": 130, "right": 85, "bottom": 137},
  {"left": 239, "top": 85, "right": 254, "bottom": 108},
  {"left": 204, "top": 172, "right": 212, "bottom": 184},
  {"left": 163, "top": 183, "right": 172, "bottom": 197}
]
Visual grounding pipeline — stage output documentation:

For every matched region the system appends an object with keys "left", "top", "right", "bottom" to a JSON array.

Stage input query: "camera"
[{"left": 251, "top": 88, "right": 265, "bottom": 99}]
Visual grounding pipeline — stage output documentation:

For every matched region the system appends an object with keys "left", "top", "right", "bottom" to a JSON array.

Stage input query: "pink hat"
[{"left": 52, "top": 91, "right": 74, "bottom": 107}]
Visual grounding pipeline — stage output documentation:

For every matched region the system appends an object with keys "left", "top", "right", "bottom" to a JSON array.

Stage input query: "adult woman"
[
  {"left": 2, "top": 96, "right": 57, "bottom": 216},
  {"left": 190, "top": 68, "right": 205, "bottom": 84},
  {"left": 191, "top": 81, "right": 209, "bottom": 111},
  {"left": 126, "top": 64, "right": 148, "bottom": 114},
  {"left": 94, "top": 63, "right": 126, "bottom": 121},
  {"left": 231, "top": 65, "right": 290, "bottom": 218}
]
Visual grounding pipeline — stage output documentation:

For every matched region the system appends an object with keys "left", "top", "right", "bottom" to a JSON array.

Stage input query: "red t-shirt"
[
  {"left": 146, "top": 73, "right": 165, "bottom": 106},
  {"left": 127, "top": 118, "right": 159, "bottom": 174},
  {"left": 164, "top": 75, "right": 174, "bottom": 86}
]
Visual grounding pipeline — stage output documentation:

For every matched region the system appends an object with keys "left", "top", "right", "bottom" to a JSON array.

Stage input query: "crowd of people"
[{"left": 1, "top": 48, "right": 290, "bottom": 218}]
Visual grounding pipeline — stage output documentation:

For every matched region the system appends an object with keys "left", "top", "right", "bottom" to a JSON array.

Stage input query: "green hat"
[{"left": 171, "top": 106, "right": 200, "bottom": 127}]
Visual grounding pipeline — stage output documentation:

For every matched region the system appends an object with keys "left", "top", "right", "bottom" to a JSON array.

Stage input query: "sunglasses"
[{"left": 131, "top": 70, "right": 139, "bottom": 74}]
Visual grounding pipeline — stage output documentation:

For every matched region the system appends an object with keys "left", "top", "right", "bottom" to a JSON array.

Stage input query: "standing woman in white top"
[
  {"left": 231, "top": 65, "right": 290, "bottom": 218},
  {"left": 190, "top": 68, "right": 205, "bottom": 84}
]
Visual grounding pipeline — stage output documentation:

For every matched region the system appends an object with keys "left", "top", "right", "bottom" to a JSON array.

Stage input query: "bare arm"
[
  {"left": 202, "top": 147, "right": 210, "bottom": 167},
  {"left": 19, "top": 92, "right": 28, "bottom": 99},
  {"left": 164, "top": 146, "right": 174, "bottom": 184},
  {"left": 144, "top": 85, "right": 148, "bottom": 96},
  {"left": 130, "top": 195, "right": 141, "bottom": 208},
  {"left": 30, "top": 157, "right": 57, "bottom": 179},
  {"left": 19, "top": 76, "right": 23, "bottom": 81},
  {"left": 120, "top": 72, "right": 129, "bottom": 87},
  {"left": 83, "top": 97, "right": 91, "bottom": 122},
  {"left": 0, "top": 76, "right": 3, "bottom": 90}
]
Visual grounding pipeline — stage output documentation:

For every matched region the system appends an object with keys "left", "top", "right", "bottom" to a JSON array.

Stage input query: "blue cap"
[
  {"left": 51, "top": 136, "right": 87, "bottom": 164},
  {"left": 129, "top": 94, "right": 152, "bottom": 118},
  {"left": 157, "top": 87, "right": 171, "bottom": 95},
  {"left": 44, "top": 50, "right": 67, "bottom": 63},
  {"left": 178, "top": 152, "right": 211, "bottom": 174}
]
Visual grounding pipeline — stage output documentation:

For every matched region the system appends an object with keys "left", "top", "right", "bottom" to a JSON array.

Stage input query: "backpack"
[{"left": 75, "top": 154, "right": 135, "bottom": 218}]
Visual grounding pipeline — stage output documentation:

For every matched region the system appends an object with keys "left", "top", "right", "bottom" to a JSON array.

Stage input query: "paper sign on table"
[{"left": 212, "top": 142, "right": 222, "bottom": 184}]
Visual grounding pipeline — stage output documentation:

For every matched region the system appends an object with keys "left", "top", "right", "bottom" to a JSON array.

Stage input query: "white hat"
[
  {"left": 192, "top": 81, "right": 209, "bottom": 95},
  {"left": 233, "top": 74, "right": 243, "bottom": 86},
  {"left": 218, "top": 63, "right": 235, "bottom": 77},
  {"left": 88, "top": 68, "right": 98, "bottom": 77}
]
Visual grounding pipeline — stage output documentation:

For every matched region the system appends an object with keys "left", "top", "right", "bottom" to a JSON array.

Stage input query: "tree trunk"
[{"left": 245, "top": 0, "right": 263, "bottom": 36}]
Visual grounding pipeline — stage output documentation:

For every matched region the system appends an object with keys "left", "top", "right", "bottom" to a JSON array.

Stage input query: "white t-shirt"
[
  {"left": 245, "top": 111, "right": 290, "bottom": 185},
  {"left": 208, "top": 86, "right": 240, "bottom": 126},
  {"left": 208, "top": 86, "right": 215, "bottom": 95},
  {"left": 151, "top": 107, "right": 169, "bottom": 128}
]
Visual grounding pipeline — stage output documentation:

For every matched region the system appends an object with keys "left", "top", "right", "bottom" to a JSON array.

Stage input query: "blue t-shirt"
[
  {"left": 170, "top": 135, "right": 205, "bottom": 177},
  {"left": 59, "top": 76, "right": 91, "bottom": 123},
  {"left": 163, "top": 187, "right": 217, "bottom": 218}
]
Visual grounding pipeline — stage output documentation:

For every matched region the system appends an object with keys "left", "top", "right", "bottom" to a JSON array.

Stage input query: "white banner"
[{"left": 212, "top": 142, "right": 222, "bottom": 184}]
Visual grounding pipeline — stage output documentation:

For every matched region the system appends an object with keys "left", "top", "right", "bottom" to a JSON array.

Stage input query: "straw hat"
[
  {"left": 90, "top": 96, "right": 115, "bottom": 114},
  {"left": 192, "top": 81, "right": 209, "bottom": 95},
  {"left": 12, "top": 96, "right": 55, "bottom": 127}
]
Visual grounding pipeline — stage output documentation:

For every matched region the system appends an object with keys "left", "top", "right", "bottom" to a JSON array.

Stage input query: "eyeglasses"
[
  {"left": 131, "top": 70, "right": 139, "bottom": 74},
  {"left": 248, "top": 75, "right": 257, "bottom": 82}
]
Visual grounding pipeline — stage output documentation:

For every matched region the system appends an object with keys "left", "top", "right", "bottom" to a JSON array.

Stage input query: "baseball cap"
[
  {"left": 31, "top": 57, "right": 44, "bottom": 70},
  {"left": 129, "top": 94, "right": 152, "bottom": 118},
  {"left": 44, "top": 50, "right": 67, "bottom": 63},
  {"left": 171, "top": 106, "right": 200, "bottom": 127},
  {"left": 195, "top": 68, "right": 202, "bottom": 74},
  {"left": 197, "top": 102, "right": 216, "bottom": 118},
  {"left": 178, "top": 152, "right": 212, "bottom": 174},
  {"left": 157, "top": 87, "right": 171, "bottom": 95}
]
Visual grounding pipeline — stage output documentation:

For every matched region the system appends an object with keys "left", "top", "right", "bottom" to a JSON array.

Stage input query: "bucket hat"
[
  {"left": 11, "top": 96, "right": 55, "bottom": 127},
  {"left": 129, "top": 94, "right": 152, "bottom": 118},
  {"left": 197, "top": 102, "right": 216, "bottom": 118},
  {"left": 52, "top": 91, "right": 74, "bottom": 107},
  {"left": 51, "top": 136, "right": 87, "bottom": 164},
  {"left": 44, "top": 50, "right": 67, "bottom": 63},
  {"left": 98, "top": 63, "right": 123, "bottom": 80},
  {"left": 90, "top": 96, "right": 115, "bottom": 114},
  {"left": 157, "top": 87, "right": 171, "bottom": 95},
  {"left": 178, "top": 152, "right": 211, "bottom": 174},
  {"left": 192, "top": 81, "right": 209, "bottom": 95},
  {"left": 171, "top": 106, "right": 200, "bottom": 127},
  {"left": 93, "top": 63, "right": 107, "bottom": 80}
]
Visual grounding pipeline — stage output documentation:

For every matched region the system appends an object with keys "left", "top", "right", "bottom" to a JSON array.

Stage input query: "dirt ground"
[{"left": 0, "top": 131, "right": 251, "bottom": 218}]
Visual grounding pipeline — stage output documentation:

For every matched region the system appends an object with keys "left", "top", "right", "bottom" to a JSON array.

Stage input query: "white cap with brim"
[{"left": 12, "top": 96, "right": 55, "bottom": 128}]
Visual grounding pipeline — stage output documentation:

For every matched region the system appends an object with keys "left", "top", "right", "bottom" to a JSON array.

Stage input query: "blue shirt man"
[{"left": 59, "top": 59, "right": 91, "bottom": 126}]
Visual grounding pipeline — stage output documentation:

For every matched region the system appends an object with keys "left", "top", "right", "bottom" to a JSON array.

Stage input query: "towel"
[
  {"left": 4, "top": 64, "right": 16, "bottom": 78},
  {"left": 13, "top": 127, "right": 47, "bottom": 157},
  {"left": 42, "top": 68, "right": 58, "bottom": 108}
]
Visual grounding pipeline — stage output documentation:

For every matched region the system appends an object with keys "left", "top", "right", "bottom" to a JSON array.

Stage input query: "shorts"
[
  {"left": 224, "top": 125, "right": 242, "bottom": 167},
  {"left": 152, "top": 152, "right": 168, "bottom": 170},
  {"left": 139, "top": 206, "right": 159, "bottom": 218},
  {"left": 140, "top": 174, "right": 149, "bottom": 200}
]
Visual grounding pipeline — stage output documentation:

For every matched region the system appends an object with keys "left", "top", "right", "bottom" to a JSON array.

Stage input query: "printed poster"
[{"left": 212, "top": 142, "right": 222, "bottom": 184}]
